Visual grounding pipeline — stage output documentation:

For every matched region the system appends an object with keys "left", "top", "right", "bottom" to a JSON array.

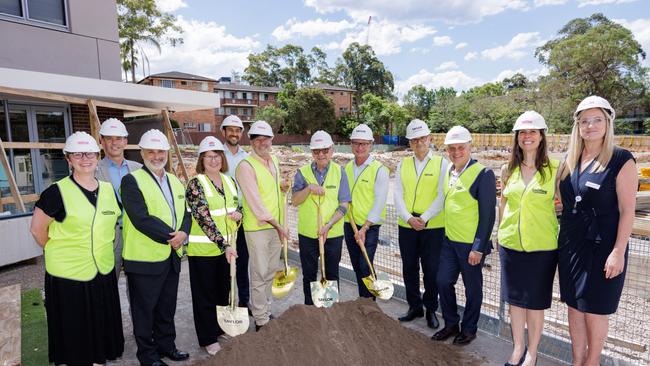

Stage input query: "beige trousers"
[{"left": 244, "top": 229, "right": 282, "bottom": 326}]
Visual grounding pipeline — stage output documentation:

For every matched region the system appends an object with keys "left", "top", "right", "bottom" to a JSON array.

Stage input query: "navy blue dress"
[{"left": 558, "top": 147, "right": 634, "bottom": 315}]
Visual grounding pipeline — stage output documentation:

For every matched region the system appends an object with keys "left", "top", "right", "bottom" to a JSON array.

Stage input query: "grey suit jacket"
[{"left": 95, "top": 157, "right": 143, "bottom": 190}]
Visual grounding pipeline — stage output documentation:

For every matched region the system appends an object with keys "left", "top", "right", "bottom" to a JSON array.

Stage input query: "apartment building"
[
  {"left": 214, "top": 78, "right": 281, "bottom": 129},
  {"left": 312, "top": 83, "right": 355, "bottom": 117}
]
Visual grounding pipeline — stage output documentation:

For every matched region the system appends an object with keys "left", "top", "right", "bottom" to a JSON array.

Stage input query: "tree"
[
  {"left": 359, "top": 94, "right": 410, "bottom": 136},
  {"left": 428, "top": 87, "right": 458, "bottom": 132},
  {"left": 243, "top": 45, "right": 320, "bottom": 87},
  {"left": 117, "top": 0, "right": 182, "bottom": 83},
  {"left": 255, "top": 105, "right": 288, "bottom": 133},
  {"left": 403, "top": 85, "right": 435, "bottom": 120},
  {"left": 284, "top": 88, "right": 336, "bottom": 134},
  {"left": 339, "top": 43, "right": 395, "bottom": 103}
]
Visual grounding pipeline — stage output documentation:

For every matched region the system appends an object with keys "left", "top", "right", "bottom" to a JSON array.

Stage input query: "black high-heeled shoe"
[{"left": 504, "top": 346, "right": 527, "bottom": 366}]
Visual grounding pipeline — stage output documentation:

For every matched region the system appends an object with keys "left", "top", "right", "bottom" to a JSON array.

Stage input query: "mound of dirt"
[{"left": 198, "top": 298, "right": 484, "bottom": 366}]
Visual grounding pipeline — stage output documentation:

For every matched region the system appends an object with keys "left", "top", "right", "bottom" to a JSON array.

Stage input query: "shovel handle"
[
  {"left": 282, "top": 190, "right": 291, "bottom": 275},
  {"left": 347, "top": 204, "right": 377, "bottom": 280},
  {"left": 316, "top": 197, "right": 327, "bottom": 280}
]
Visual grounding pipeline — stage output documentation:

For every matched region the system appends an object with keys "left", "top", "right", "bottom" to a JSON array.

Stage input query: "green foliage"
[
  {"left": 644, "top": 118, "right": 650, "bottom": 135},
  {"left": 284, "top": 88, "right": 336, "bottom": 134},
  {"left": 340, "top": 43, "right": 395, "bottom": 101},
  {"left": 169, "top": 118, "right": 179, "bottom": 129},
  {"left": 117, "top": 0, "right": 182, "bottom": 83},
  {"left": 243, "top": 45, "right": 317, "bottom": 87},
  {"left": 403, "top": 85, "right": 435, "bottom": 120},
  {"left": 22, "top": 288, "right": 48, "bottom": 365},
  {"left": 255, "top": 105, "right": 288, "bottom": 133},
  {"left": 359, "top": 94, "right": 410, "bottom": 136},
  {"left": 334, "top": 114, "right": 362, "bottom": 137},
  {"left": 614, "top": 121, "right": 636, "bottom": 135}
]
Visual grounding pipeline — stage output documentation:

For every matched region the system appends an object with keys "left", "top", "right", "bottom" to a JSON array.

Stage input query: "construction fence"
[{"left": 286, "top": 203, "right": 650, "bottom": 366}]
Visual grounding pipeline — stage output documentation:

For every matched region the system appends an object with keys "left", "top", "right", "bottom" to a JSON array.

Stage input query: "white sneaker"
[{"left": 205, "top": 342, "right": 221, "bottom": 355}]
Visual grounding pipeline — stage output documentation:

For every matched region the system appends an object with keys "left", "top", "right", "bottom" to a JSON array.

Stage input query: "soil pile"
[{"left": 198, "top": 298, "right": 484, "bottom": 366}]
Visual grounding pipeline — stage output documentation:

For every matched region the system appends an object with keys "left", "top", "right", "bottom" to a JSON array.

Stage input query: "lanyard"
[{"left": 570, "top": 154, "right": 598, "bottom": 214}]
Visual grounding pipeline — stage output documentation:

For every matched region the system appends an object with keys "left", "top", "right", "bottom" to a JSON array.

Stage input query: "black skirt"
[
  {"left": 44, "top": 269, "right": 124, "bottom": 365},
  {"left": 500, "top": 246, "right": 558, "bottom": 310}
]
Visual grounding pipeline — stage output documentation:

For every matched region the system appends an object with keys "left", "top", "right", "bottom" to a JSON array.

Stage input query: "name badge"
[{"left": 585, "top": 181, "right": 600, "bottom": 190}]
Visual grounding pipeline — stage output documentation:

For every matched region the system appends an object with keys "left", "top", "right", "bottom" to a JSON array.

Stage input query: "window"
[
  {"left": 240, "top": 108, "right": 250, "bottom": 116},
  {"left": 241, "top": 92, "right": 248, "bottom": 100},
  {"left": 216, "top": 107, "right": 224, "bottom": 115},
  {"left": 184, "top": 122, "right": 196, "bottom": 129},
  {"left": 261, "top": 93, "right": 269, "bottom": 101},
  {"left": 228, "top": 91, "right": 236, "bottom": 99},
  {"left": 161, "top": 79, "right": 174, "bottom": 88},
  {"left": 1, "top": 0, "right": 67, "bottom": 27},
  {"left": 198, "top": 123, "right": 211, "bottom": 132},
  {"left": 227, "top": 107, "right": 237, "bottom": 114},
  {"left": 200, "top": 82, "right": 208, "bottom": 91},
  {"left": 180, "top": 81, "right": 191, "bottom": 86},
  {"left": 340, "top": 92, "right": 345, "bottom": 96}
]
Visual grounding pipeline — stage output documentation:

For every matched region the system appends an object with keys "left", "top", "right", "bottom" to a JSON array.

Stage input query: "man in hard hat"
[
  {"left": 395, "top": 119, "right": 448, "bottom": 329},
  {"left": 235, "top": 120, "right": 288, "bottom": 331},
  {"left": 96, "top": 118, "right": 142, "bottom": 279},
  {"left": 121, "top": 129, "right": 192, "bottom": 365},
  {"left": 292, "top": 130, "right": 351, "bottom": 305},
  {"left": 220, "top": 115, "right": 251, "bottom": 311},
  {"left": 344, "top": 124, "right": 388, "bottom": 298},
  {"left": 431, "top": 125, "right": 496, "bottom": 346}
]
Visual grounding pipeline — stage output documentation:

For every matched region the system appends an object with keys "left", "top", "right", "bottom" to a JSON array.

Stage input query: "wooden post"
[
  {"left": 87, "top": 99, "right": 102, "bottom": 142},
  {"left": 161, "top": 110, "right": 189, "bottom": 182},
  {"left": 0, "top": 137, "right": 26, "bottom": 213}
]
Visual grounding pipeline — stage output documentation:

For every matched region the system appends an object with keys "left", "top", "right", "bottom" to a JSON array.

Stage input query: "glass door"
[{"left": 34, "top": 108, "right": 69, "bottom": 188}]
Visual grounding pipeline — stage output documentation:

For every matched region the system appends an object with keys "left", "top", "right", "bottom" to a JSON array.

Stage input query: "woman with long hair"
[
  {"left": 558, "top": 96, "right": 637, "bottom": 366},
  {"left": 498, "top": 111, "right": 559, "bottom": 366}
]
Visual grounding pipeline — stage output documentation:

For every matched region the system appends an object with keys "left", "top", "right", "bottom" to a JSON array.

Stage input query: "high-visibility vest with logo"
[
  {"left": 344, "top": 160, "right": 386, "bottom": 225},
  {"left": 122, "top": 169, "right": 185, "bottom": 262},
  {"left": 187, "top": 174, "right": 239, "bottom": 256},
  {"left": 443, "top": 162, "right": 485, "bottom": 244},
  {"left": 239, "top": 155, "right": 284, "bottom": 231},
  {"left": 44, "top": 177, "right": 120, "bottom": 281},
  {"left": 498, "top": 159, "right": 559, "bottom": 252},
  {"left": 398, "top": 155, "right": 444, "bottom": 229},
  {"left": 298, "top": 163, "right": 344, "bottom": 239}
]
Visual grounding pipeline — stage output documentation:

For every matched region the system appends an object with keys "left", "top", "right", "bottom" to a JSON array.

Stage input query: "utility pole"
[{"left": 366, "top": 16, "right": 372, "bottom": 45}]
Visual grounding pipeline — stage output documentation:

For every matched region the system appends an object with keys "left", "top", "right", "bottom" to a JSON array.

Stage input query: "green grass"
[{"left": 21, "top": 288, "right": 48, "bottom": 366}]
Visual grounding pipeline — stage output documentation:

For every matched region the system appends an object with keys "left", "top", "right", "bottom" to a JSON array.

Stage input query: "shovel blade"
[
  {"left": 310, "top": 279, "right": 339, "bottom": 308},
  {"left": 272, "top": 266, "right": 299, "bottom": 298},
  {"left": 362, "top": 272, "right": 394, "bottom": 300},
  {"left": 216, "top": 305, "right": 250, "bottom": 337}
]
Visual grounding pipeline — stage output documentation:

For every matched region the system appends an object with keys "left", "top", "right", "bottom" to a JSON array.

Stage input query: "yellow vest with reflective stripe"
[
  {"left": 298, "top": 162, "right": 344, "bottom": 239},
  {"left": 239, "top": 155, "right": 284, "bottom": 232},
  {"left": 398, "top": 155, "right": 444, "bottom": 228},
  {"left": 187, "top": 174, "right": 239, "bottom": 256},
  {"left": 122, "top": 169, "right": 185, "bottom": 262},
  {"left": 344, "top": 160, "right": 386, "bottom": 225},
  {"left": 443, "top": 162, "right": 485, "bottom": 244},
  {"left": 44, "top": 177, "right": 120, "bottom": 281},
  {"left": 498, "top": 159, "right": 559, "bottom": 252}
]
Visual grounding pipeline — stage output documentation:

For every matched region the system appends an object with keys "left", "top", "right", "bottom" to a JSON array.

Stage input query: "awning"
[{"left": 0, "top": 67, "right": 220, "bottom": 117}]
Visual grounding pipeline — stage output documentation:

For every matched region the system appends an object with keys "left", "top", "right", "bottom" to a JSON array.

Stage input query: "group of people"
[{"left": 29, "top": 94, "right": 636, "bottom": 366}]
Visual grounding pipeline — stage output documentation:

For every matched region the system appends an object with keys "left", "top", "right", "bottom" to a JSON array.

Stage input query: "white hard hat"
[
  {"left": 138, "top": 129, "right": 171, "bottom": 150},
  {"left": 63, "top": 131, "right": 100, "bottom": 153},
  {"left": 513, "top": 111, "right": 548, "bottom": 132},
  {"left": 198, "top": 136, "right": 224, "bottom": 154},
  {"left": 247, "top": 120, "right": 274, "bottom": 138},
  {"left": 350, "top": 124, "right": 374, "bottom": 141},
  {"left": 574, "top": 95, "right": 615, "bottom": 120},
  {"left": 99, "top": 118, "right": 128, "bottom": 137},
  {"left": 310, "top": 130, "right": 334, "bottom": 149},
  {"left": 221, "top": 115, "right": 244, "bottom": 130},
  {"left": 444, "top": 126, "right": 472, "bottom": 145},
  {"left": 405, "top": 119, "right": 431, "bottom": 140}
]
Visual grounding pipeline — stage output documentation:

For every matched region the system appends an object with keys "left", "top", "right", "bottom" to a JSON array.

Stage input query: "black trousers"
[
  {"left": 127, "top": 257, "right": 180, "bottom": 366},
  {"left": 188, "top": 255, "right": 229, "bottom": 347},
  {"left": 398, "top": 226, "right": 444, "bottom": 312},
  {"left": 343, "top": 223, "right": 380, "bottom": 298},
  {"left": 298, "top": 234, "right": 343, "bottom": 305},
  {"left": 235, "top": 224, "right": 250, "bottom": 305}
]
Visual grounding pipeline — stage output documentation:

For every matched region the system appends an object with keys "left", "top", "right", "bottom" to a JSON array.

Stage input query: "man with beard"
[
  {"left": 220, "top": 115, "right": 250, "bottom": 310},
  {"left": 121, "top": 129, "right": 192, "bottom": 366}
]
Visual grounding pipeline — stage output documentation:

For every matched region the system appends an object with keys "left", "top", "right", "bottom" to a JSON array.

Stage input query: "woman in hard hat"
[
  {"left": 498, "top": 111, "right": 559, "bottom": 366},
  {"left": 30, "top": 131, "right": 124, "bottom": 365},
  {"left": 558, "top": 96, "right": 637, "bottom": 365},
  {"left": 185, "top": 136, "right": 239, "bottom": 355}
]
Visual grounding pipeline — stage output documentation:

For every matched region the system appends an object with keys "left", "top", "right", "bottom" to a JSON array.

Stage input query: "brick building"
[{"left": 312, "top": 83, "right": 355, "bottom": 117}]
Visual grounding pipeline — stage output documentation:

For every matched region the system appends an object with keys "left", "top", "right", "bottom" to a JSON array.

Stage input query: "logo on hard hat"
[
  {"left": 151, "top": 138, "right": 161, "bottom": 142},
  {"left": 315, "top": 139, "right": 323, "bottom": 142},
  {"left": 110, "top": 125, "right": 117, "bottom": 128},
  {"left": 522, "top": 120, "right": 533, "bottom": 124},
  {"left": 452, "top": 133, "right": 459, "bottom": 138},
  {"left": 209, "top": 142, "right": 215, "bottom": 146},
  {"left": 413, "top": 126, "right": 422, "bottom": 130}
]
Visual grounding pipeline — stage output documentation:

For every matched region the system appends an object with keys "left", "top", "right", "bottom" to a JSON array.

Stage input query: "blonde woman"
[{"left": 558, "top": 96, "right": 637, "bottom": 366}]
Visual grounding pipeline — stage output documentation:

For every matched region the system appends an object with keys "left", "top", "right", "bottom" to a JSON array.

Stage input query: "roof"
[
  {"left": 0, "top": 67, "right": 220, "bottom": 118},
  {"left": 213, "top": 83, "right": 281, "bottom": 93},
  {"left": 143, "top": 71, "right": 217, "bottom": 82},
  {"left": 311, "top": 83, "right": 356, "bottom": 92}
]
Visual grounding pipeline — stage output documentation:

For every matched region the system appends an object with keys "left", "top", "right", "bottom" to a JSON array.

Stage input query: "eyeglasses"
[
  {"left": 69, "top": 152, "right": 98, "bottom": 160},
  {"left": 577, "top": 117, "right": 605, "bottom": 127},
  {"left": 312, "top": 148, "right": 330, "bottom": 156},
  {"left": 351, "top": 142, "right": 371, "bottom": 147},
  {"left": 409, "top": 136, "right": 429, "bottom": 144},
  {"left": 203, "top": 155, "right": 221, "bottom": 161}
]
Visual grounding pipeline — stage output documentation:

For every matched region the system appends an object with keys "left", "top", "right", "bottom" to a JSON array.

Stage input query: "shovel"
[
  {"left": 272, "top": 192, "right": 299, "bottom": 298},
  {"left": 347, "top": 204, "right": 394, "bottom": 300},
  {"left": 217, "top": 221, "right": 250, "bottom": 337},
  {"left": 309, "top": 198, "right": 339, "bottom": 308}
]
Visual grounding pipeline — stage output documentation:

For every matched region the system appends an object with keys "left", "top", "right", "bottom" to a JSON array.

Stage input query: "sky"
[{"left": 142, "top": 0, "right": 650, "bottom": 99}]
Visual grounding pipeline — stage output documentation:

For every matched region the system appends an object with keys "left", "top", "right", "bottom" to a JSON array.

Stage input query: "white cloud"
[
  {"left": 410, "top": 47, "right": 431, "bottom": 54},
  {"left": 464, "top": 51, "right": 478, "bottom": 60},
  {"left": 480, "top": 32, "right": 542, "bottom": 60},
  {"left": 493, "top": 67, "right": 549, "bottom": 82},
  {"left": 304, "top": 0, "right": 528, "bottom": 24},
  {"left": 616, "top": 18, "right": 650, "bottom": 65},
  {"left": 436, "top": 61, "right": 459, "bottom": 71},
  {"left": 395, "top": 68, "right": 482, "bottom": 96},
  {"left": 533, "top": 0, "right": 568, "bottom": 6},
  {"left": 433, "top": 36, "right": 453, "bottom": 46},
  {"left": 271, "top": 18, "right": 356, "bottom": 41},
  {"left": 325, "top": 19, "right": 437, "bottom": 55},
  {"left": 577, "top": 0, "right": 637, "bottom": 7},
  {"left": 143, "top": 16, "right": 259, "bottom": 80},
  {"left": 155, "top": 0, "right": 188, "bottom": 12},
  {"left": 455, "top": 42, "right": 468, "bottom": 49}
]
